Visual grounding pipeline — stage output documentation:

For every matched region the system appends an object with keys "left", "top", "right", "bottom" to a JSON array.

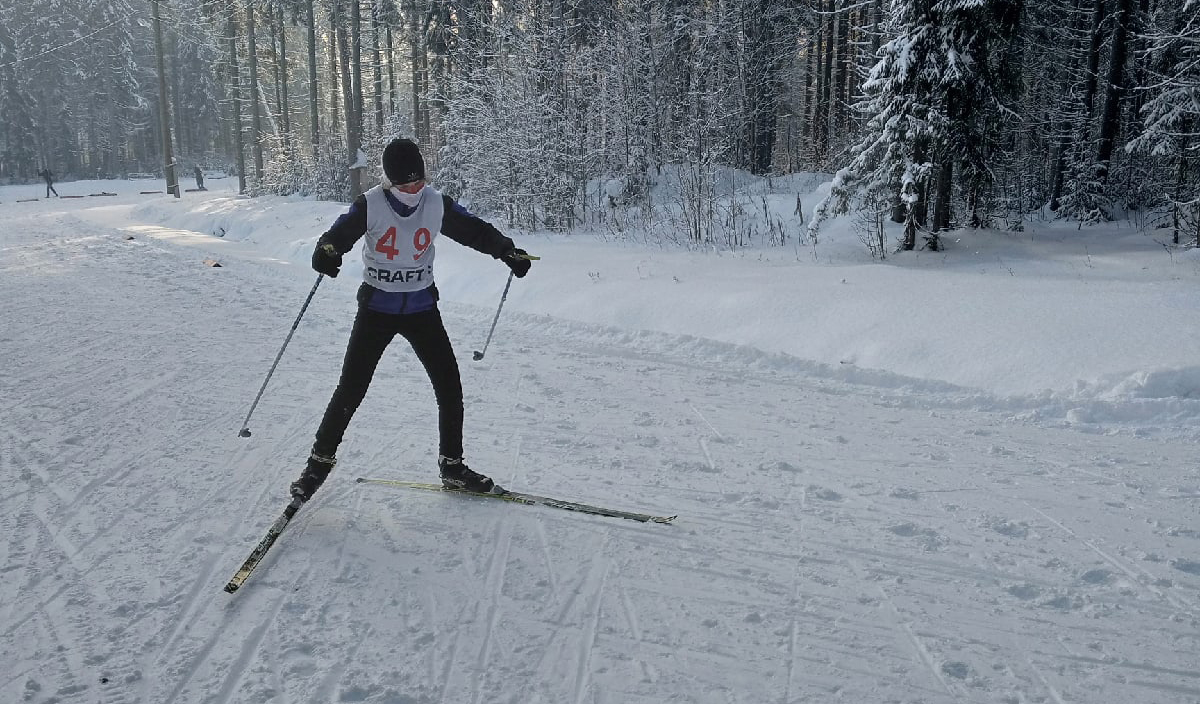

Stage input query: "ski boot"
[
  {"left": 438, "top": 456, "right": 497, "bottom": 494},
  {"left": 290, "top": 451, "right": 337, "bottom": 502}
]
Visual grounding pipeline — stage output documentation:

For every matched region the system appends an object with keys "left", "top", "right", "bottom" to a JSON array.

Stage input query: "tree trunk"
[
  {"left": 336, "top": 0, "right": 360, "bottom": 196},
  {"left": 229, "top": 7, "right": 246, "bottom": 193},
  {"left": 933, "top": 159, "right": 953, "bottom": 232},
  {"left": 1095, "top": 0, "right": 1133, "bottom": 182},
  {"left": 901, "top": 142, "right": 929, "bottom": 250},
  {"left": 744, "top": 0, "right": 779, "bottom": 174},
  {"left": 813, "top": 0, "right": 834, "bottom": 165},
  {"left": 799, "top": 16, "right": 815, "bottom": 159},
  {"left": 307, "top": 0, "right": 319, "bottom": 156},
  {"left": 169, "top": 32, "right": 184, "bottom": 164},
  {"left": 428, "top": 2, "right": 449, "bottom": 148},
  {"left": 270, "top": 16, "right": 281, "bottom": 130},
  {"left": 278, "top": 3, "right": 290, "bottom": 139},
  {"left": 1049, "top": 0, "right": 1095, "bottom": 210},
  {"left": 247, "top": 0, "right": 264, "bottom": 181},
  {"left": 409, "top": 0, "right": 428, "bottom": 143},
  {"left": 386, "top": 26, "right": 395, "bottom": 116},
  {"left": 1081, "top": 0, "right": 1106, "bottom": 117},
  {"left": 329, "top": 0, "right": 340, "bottom": 138},
  {"left": 351, "top": 0, "right": 363, "bottom": 134},
  {"left": 372, "top": 4, "right": 384, "bottom": 136},
  {"left": 830, "top": 0, "right": 850, "bottom": 143}
]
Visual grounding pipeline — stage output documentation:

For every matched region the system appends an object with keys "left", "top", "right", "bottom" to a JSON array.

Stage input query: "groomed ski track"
[{"left": 2, "top": 193, "right": 1198, "bottom": 704}]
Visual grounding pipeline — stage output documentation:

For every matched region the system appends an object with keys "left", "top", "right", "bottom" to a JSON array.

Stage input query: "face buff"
[{"left": 392, "top": 184, "right": 424, "bottom": 208}]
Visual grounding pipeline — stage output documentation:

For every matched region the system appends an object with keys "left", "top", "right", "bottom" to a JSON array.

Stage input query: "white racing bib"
[{"left": 361, "top": 185, "right": 445, "bottom": 292}]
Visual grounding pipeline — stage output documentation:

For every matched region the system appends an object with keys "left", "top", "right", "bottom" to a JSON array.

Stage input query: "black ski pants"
[{"left": 314, "top": 304, "right": 464, "bottom": 460}]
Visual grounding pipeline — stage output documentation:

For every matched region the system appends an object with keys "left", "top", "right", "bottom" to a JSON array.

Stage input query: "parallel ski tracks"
[
  {"left": 469, "top": 506, "right": 515, "bottom": 704},
  {"left": 1027, "top": 503, "right": 1198, "bottom": 615},
  {"left": 571, "top": 544, "right": 610, "bottom": 704},
  {"left": 158, "top": 564, "right": 311, "bottom": 704}
]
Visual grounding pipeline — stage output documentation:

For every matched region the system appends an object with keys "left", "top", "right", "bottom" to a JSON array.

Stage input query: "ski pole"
[
  {"left": 472, "top": 252, "right": 539, "bottom": 362},
  {"left": 238, "top": 274, "right": 324, "bottom": 437},
  {"left": 473, "top": 271, "right": 514, "bottom": 362}
]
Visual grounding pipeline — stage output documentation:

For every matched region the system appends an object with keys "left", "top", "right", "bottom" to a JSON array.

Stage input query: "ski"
[
  {"left": 355, "top": 478, "right": 676, "bottom": 524},
  {"left": 224, "top": 498, "right": 304, "bottom": 593}
]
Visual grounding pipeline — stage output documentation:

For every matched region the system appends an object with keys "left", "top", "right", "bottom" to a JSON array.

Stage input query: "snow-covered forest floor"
[{"left": 2, "top": 176, "right": 1198, "bottom": 704}]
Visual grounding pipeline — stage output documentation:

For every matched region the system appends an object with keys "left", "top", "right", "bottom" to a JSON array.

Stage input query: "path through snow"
[{"left": 2, "top": 192, "right": 1198, "bottom": 703}]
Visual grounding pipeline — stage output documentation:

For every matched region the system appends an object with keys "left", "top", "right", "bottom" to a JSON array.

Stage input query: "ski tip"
[{"left": 354, "top": 477, "right": 367, "bottom": 483}]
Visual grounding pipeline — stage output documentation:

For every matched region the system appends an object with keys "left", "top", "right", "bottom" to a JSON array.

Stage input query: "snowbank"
[{"left": 16, "top": 174, "right": 1200, "bottom": 428}]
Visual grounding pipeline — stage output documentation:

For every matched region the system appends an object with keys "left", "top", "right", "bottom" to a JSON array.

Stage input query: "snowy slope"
[{"left": 2, "top": 179, "right": 1199, "bottom": 704}]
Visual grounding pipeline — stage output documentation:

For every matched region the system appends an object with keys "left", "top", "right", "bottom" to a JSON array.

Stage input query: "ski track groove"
[
  {"left": 161, "top": 566, "right": 308, "bottom": 704},
  {"left": 551, "top": 531, "right": 606, "bottom": 626},
  {"left": 615, "top": 577, "right": 642, "bottom": 642},
  {"left": 688, "top": 401, "right": 724, "bottom": 441},
  {"left": 572, "top": 536, "right": 610, "bottom": 704},
  {"left": 1023, "top": 653, "right": 1069, "bottom": 704},
  {"left": 781, "top": 478, "right": 805, "bottom": 704},
  {"left": 6, "top": 481, "right": 145, "bottom": 704},
  {"left": 532, "top": 519, "right": 560, "bottom": 601},
  {"left": 153, "top": 477, "right": 319, "bottom": 703},
  {"left": 210, "top": 576, "right": 296, "bottom": 704},
  {"left": 309, "top": 625, "right": 368, "bottom": 704},
  {"left": 698, "top": 436, "right": 715, "bottom": 473},
  {"left": 34, "top": 598, "right": 84, "bottom": 701},
  {"left": 470, "top": 505, "right": 515, "bottom": 704},
  {"left": 528, "top": 531, "right": 607, "bottom": 689},
  {"left": 1026, "top": 503, "right": 1197, "bottom": 615},
  {"left": 18, "top": 471, "right": 187, "bottom": 600},
  {"left": 876, "top": 584, "right": 961, "bottom": 703},
  {"left": 151, "top": 547, "right": 228, "bottom": 668},
  {"left": 436, "top": 603, "right": 462, "bottom": 704}
]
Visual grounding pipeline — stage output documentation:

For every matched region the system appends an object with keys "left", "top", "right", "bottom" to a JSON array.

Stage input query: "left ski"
[
  {"left": 224, "top": 498, "right": 304, "bottom": 593},
  {"left": 355, "top": 478, "right": 676, "bottom": 524}
]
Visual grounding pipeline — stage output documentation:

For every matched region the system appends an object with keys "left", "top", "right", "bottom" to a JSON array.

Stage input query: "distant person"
[
  {"left": 39, "top": 169, "right": 58, "bottom": 198},
  {"left": 288, "top": 138, "right": 534, "bottom": 504},
  {"left": 194, "top": 165, "right": 205, "bottom": 191}
]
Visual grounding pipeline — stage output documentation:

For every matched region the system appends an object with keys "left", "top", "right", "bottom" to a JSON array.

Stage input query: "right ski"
[
  {"left": 224, "top": 498, "right": 304, "bottom": 593},
  {"left": 355, "top": 477, "right": 676, "bottom": 524}
]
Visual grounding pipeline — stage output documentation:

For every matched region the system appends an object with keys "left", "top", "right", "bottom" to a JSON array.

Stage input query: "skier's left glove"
[
  {"left": 312, "top": 242, "right": 342, "bottom": 278},
  {"left": 501, "top": 248, "right": 533, "bottom": 278}
]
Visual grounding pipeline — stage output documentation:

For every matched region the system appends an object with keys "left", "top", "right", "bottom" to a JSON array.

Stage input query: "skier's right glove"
[{"left": 312, "top": 242, "right": 342, "bottom": 278}]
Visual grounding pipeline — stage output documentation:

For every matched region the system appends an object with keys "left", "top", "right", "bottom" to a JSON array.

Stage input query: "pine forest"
[{"left": 1, "top": 0, "right": 1197, "bottom": 248}]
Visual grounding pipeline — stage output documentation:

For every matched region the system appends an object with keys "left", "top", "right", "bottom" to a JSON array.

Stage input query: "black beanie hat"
[{"left": 382, "top": 138, "right": 425, "bottom": 184}]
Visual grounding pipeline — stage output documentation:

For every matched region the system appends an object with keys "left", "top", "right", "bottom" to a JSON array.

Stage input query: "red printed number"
[
  {"left": 375, "top": 227, "right": 401, "bottom": 260},
  {"left": 412, "top": 228, "right": 431, "bottom": 261}
]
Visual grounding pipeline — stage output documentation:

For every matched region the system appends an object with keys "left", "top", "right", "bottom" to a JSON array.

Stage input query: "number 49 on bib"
[{"left": 374, "top": 226, "right": 432, "bottom": 261}]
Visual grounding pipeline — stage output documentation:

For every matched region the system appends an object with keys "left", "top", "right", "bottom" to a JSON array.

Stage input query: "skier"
[
  {"left": 194, "top": 165, "right": 205, "bottom": 191},
  {"left": 39, "top": 169, "right": 58, "bottom": 197},
  {"left": 289, "top": 137, "right": 533, "bottom": 503}
]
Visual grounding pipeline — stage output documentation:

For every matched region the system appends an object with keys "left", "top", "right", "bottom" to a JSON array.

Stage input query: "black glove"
[
  {"left": 312, "top": 242, "right": 342, "bottom": 278},
  {"left": 501, "top": 248, "right": 533, "bottom": 278}
]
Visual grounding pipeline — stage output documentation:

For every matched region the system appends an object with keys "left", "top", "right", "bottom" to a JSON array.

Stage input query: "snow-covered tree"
[
  {"left": 1127, "top": 0, "right": 1199, "bottom": 246},
  {"left": 808, "top": 0, "right": 1023, "bottom": 251}
]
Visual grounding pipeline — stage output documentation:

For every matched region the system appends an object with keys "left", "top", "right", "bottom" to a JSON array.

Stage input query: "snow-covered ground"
[{"left": 2, "top": 176, "right": 1198, "bottom": 704}]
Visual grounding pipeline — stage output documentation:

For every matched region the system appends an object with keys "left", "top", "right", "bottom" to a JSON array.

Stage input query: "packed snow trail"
[{"left": 2, "top": 193, "right": 1199, "bottom": 704}]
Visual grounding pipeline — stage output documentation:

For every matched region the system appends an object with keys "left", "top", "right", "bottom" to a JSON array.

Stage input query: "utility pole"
[{"left": 152, "top": 0, "right": 180, "bottom": 198}]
